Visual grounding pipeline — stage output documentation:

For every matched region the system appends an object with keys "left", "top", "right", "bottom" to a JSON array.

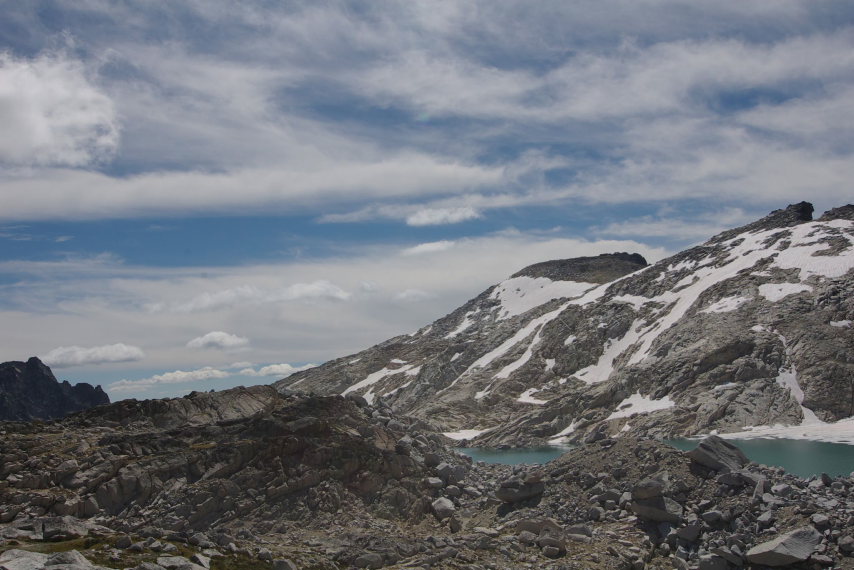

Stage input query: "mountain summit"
[
  {"left": 278, "top": 203, "right": 854, "bottom": 446},
  {"left": 0, "top": 357, "right": 109, "bottom": 421}
]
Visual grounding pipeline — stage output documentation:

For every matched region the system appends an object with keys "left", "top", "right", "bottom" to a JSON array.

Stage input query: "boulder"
[
  {"left": 630, "top": 496, "right": 684, "bottom": 524},
  {"left": 0, "top": 549, "right": 49, "bottom": 570},
  {"left": 632, "top": 478, "right": 665, "bottom": 500},
  {"left": 745, "top": 526, "right": 821, "bottom": 566},
  {"left": 41, "top": 516, "right": 89, "bottom": 541},
  {"left": 431, "top": 497, "right": 456, "bottom": 520},
  {"left": 353, "top": 552, "right": 384, "bottom": 569},
  {"left": 495, "top": 479, "right": 545, "bottom": 503},
  {"left": 686, "top": 436, "right": 749, "bottom": 473}
]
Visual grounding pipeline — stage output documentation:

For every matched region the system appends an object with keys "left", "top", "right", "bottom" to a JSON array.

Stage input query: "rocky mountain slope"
[
  {"left": 0, "top": 357, "right": 109, "bottom": 421},
  {"left": 277, "top": 202, "right": 854, "bottom": 446}
]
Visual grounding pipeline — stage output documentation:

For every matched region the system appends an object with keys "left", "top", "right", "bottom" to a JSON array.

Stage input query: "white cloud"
[
  {"left": 0, "top": 158, "right": 502, "bottom": 222},
  {"left": 406, "top": 207, "right": 481, "bottom": 226},
  {"left": 239, "top": 363, "right": 316, "bottom": 377},
  {"left": 154, "top": 280, "right": 351, "bottom": 313},
  {"left": 109, "top": 366, "right": 230, "bottom": 392},
  {"left": 186, "top": 331, "right": 250, "bottom": 350},
  {"left": 401, "top": 240, "right": 456, "bottom": 256},
  {"left": 0, "top": 52, "right": 119, "bottom": 166},
  {"left": 394, "top": 289, "right": 434, "bottom": 302},
  {"left": 42, "top": 343, "right": 145, "bottom": 368}
]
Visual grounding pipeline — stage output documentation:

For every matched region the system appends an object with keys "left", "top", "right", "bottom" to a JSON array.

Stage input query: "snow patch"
[
  {"left": 831, "top": 320, "right": 852, "bottom": 329},
  {"left": 572, "top": 319, "right": 644, "bottom": 384},
  {"left": 444, "top": 311, "right": 476, "bottom": 339},
  {"left": 701, "top": 296, "right": 751, "bottom": 314},
  {"left": 771, "top": 221, "right": 854, "bottom": 279},
  {"left": 548, "top": 420, "right": 578, "bottom": 444},
  {"left": 545, "top": 358, "right": 556, "bottom": 372},
  {"left": 758, "top": 283, "right": 813, "bottom": 302},
  {"left": 774, "top": 331, "right": 824, "bottom": 426},
  {"left": 564, "top": 335, "right": 577, "bottom": 346},
  {"left": 517, "top": 388, "right": 549, "bottom": 405},
  {"left": 607, "top": 392, "right": 675, "bottom": 420},
  {"left": 490, "top": 276, "right": 597, "bottom": 320},
  {"left": 711, "top": 417, "right": 854, "bottom": 445},
  {"left": 443, "top": 429, "right": 490, "bottom": 441},
  {"left": 712, "top": 382, "right": 739, "bottom": 392},
  {"left": 342, "top": 362, "right": 417, "bottom": 404}
]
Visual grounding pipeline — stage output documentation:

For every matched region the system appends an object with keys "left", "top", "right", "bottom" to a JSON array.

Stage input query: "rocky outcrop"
[
  {"left": 510, "top": 252, "right": 648, "bottom": 282},
  {"left": 0, "top": 385, "right": 460, "bottom": 535},
  {"left": 0, "top": 357, "right": 109, "bottom": 421},
  {"left": 277, "top": 202, "right": 854, "bottom": 447}
]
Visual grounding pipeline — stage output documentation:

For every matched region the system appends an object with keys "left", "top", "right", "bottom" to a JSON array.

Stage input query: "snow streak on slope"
[
  {"left": 606, "top": 392, "right": 675, "bottom": 420},
  {"left": 701, "top": 296, "right": 751, "bottom": 313},
  {"left": 773, "top": 331, "right": 823, "bottom": 426},
  {"left": 572, "top": 319, "right": 646, "bottom": 384},
  {"left": 342, "top": 363, "right": 418, "bottom": 405},
  {"left": 597, "top": 221, "right": 853, "bottom": 373},
  {"left": 490, "top": 276, "right": 596, "bottom": 320},
  {"left": 517, "top": 388, "right": 548, "bottom": 405},
  {"left": 457, "top": 303, "right": 570, "bottom": 383}
]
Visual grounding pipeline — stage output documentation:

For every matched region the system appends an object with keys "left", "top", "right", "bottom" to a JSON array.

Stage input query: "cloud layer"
[{"left": 42, "top": 343, "right": 145, "bottom": 368}]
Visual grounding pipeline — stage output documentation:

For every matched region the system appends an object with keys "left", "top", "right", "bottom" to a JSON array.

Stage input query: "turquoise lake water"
[
  {"left": 665, "top": 438, "right": 854, "bottom": 478},
  {"left": 459, "top": 439, "right": 854, "bottom": 478}
]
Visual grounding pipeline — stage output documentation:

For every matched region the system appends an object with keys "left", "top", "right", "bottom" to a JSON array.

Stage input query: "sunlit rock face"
[{"left": 279, "top": 202, "right": 854, "bottom": 447}]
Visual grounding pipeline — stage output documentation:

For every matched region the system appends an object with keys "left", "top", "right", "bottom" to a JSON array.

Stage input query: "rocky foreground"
[{"left": 1, "top": 387, "right": 853, "bottom": 569}]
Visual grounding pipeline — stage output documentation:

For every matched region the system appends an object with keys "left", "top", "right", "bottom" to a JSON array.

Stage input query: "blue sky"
[{"left": 1, "top": 1, "right": 853, "bottom": 400}]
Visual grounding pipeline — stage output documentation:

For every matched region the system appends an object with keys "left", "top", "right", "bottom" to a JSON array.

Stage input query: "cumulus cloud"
[
  {"left": 186, "top": 331, "right": 250, "bottom": 350},
  {"left": 42, "top": 343, "right": 145, "bottom": 368},
  {"left": 153, "top": 280, "right": 351, "bottom": 313},
  {"left": 406, "top": 207, "right": 481, "bottom": 226},
  {"left": 0, "top": 52, "right": 119, "bottom": 166},
  {"left": 109, "top": 366, "right": 230, "bottom": 392},
  {"left": 401, "top": 240, "right": 455, "bottom": 256},
  {"left": 238, "top": 363, "right": 316, "bottom": 377}
]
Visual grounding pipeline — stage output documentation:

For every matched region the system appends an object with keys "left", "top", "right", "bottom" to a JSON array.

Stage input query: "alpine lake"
[{"left": 459, "top": 438, "right": 854, "bottom": 478}]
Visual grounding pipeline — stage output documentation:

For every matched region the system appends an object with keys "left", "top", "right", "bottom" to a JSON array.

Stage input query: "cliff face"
[
  {"left": 0, "top": 357, "right": 109, "bottom": 421},
  {"left": 277, "top": 203, "right": 854, "bottom": 446}
]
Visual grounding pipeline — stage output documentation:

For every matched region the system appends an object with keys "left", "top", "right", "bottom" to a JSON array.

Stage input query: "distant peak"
[
  {"left": 511, "top": 252, "right": 648, "bottom": 284},
  {"left": 709, "top": 201, "right": 814, "bottom": 243},
  {"left": 819, "top": 204, "right": 854, "bottom": 222},
  {"left": 770, "top": 201, "right": 814, "bottom": 224}
]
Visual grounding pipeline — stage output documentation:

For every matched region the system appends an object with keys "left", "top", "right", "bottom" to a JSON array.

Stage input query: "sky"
[{"left": 1, "top": 1, "right": 853, "bottom": 400}]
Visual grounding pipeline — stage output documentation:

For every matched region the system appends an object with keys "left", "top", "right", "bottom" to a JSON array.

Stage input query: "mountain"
[
  {"left": 0, "top": 357, "right": 110, "bottom": 421},
  {"left": 277, "top": 202, "right": 854, "bottom": 446}
]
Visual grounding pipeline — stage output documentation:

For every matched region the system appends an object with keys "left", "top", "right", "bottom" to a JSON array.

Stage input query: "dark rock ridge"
[
  {"left": 511, "top": 252, "right": 648, "bottom": 282},
  {"left": 0, "top": 357, "right": 109, "bottom": 421},
  {"left": 278, "top": 202, "right": 854, "bottom": 447}
]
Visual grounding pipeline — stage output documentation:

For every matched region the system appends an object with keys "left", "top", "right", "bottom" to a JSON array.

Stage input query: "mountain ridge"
[
  {"left": 0, "top": 357, "right": 109, "bottom": 421},
  {"left": 278, "top": 202, "right": 854, "bottom": 447}
]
